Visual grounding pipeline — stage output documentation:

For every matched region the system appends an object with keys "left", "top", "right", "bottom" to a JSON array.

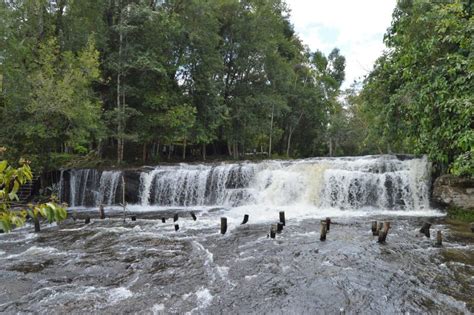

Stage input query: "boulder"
[{"left": 432, "top": 175, "right": 474, "bottom": 210}]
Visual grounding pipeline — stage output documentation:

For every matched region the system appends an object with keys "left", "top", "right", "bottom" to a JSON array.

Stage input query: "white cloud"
[{"left": 285, "top": 0, "right": 397, "bottom": 88}]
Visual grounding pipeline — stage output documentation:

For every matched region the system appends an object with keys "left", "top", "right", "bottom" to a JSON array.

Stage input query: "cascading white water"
[
  {"left": 62, "top": 155, "right": 431, "bottom": 211},
  {"left": 98, "top": 171, "right": 122, "bottom": 205},
  {"left": 137, "top": 155, "right": 431, "bottom": 210},
  {"left": 63, "top": 169, "right": 122, "bottom": 207}
]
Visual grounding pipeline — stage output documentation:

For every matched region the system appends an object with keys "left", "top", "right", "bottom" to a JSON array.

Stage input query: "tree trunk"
[
  {"left": 268, "top": 104, "right": 274, "bottom": 157},
  {"left": 202, "top": 143, "right": 206, "bottom": 160},
  {"left": 142, "top": 143, "right": 147, "bottom": 163},
  {"left": 328, "top": 137, "right": 333, "bottom": 157},
  {"left": 182, "top": 136, "right": 186, "bottom": 160},
  {"left": 233, "top": 142, "right": 238, "bottom": 159},
  {"left": 227, "top": 141, "right": 233, "bottom": 157},
  {"left": 286, "top": 127, "right": 293, "bottom": 158}
]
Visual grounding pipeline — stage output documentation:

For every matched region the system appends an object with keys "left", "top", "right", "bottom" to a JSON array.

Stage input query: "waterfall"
[
  {"left": 137, "top": 155, "right": 430, "bottom": 210},
  {"left": 65, "top": 169, "right": 122, "bottom": 207},
  {"left": 62, "top": 155, "right": 431, "bottom": 211}
]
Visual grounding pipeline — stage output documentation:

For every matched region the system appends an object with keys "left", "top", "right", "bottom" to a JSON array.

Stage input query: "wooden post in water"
[
  {"left": 85, "top": 216, "right": 91, "bottom": 224},
  {"left": 270, "top": 224, "right": 276, "bottom": 239},
  {"left": 122, "top": 175, "right": 126, "bottom": 223},
  {"left": 221, "top": 217, "right": 227, "bottom": 234},
  {"left": 320, "top": 220, "right": 327, "bottom": 241},
  {"left": 34, "top": 216, "right": 40, "bottom": 232},
  {"left": 241, "top": 214, "right": 249, "bottom": 225},
  {"left": 376, "top": 222, "right": 383, "bottom": 236},
  {"left": 279, "top": 211, "right": 285, "bottom": 226},
  {"left": 190, "top": 212, "right": 197, "bottom": 221},
  {"left": 99, "top": 204, "right": 105, "bottom": 220},
  {"left": 378, "top": 222, "right": 391, "bottom": 243},
  {"left": 162, "top": 217, "right": 166, "bottom": 223},
  {"left": 174, "top": 224, "right": 179, "bottom": 231},
  {"left": 173, "top": 213, "right": 179, "bottom": 222},
  {"left": 371, "top": 221, "right": 378, "bottom": 236},
  {"left": 420, "top": 222, "right": 431, "bottom": 238},
  {"left": 277, "top": 222, "right": 284, "bottom": 233},
  {"left": 326, "top": 217, "right": 331, "bottom": 232},
  {"left": 436, "top": 231, "right": 442, "bottom": 247}
]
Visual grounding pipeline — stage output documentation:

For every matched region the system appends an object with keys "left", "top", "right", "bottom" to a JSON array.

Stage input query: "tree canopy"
[{"left": 0, "top": 0, "right": 345, "bottom": 170}]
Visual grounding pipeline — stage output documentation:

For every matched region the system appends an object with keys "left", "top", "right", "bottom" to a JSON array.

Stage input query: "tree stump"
[
  {"left": 326, "top": 217, "right": 331, "bottom": 232},
  {"left": 190, "top": 212, "right": 197, "bottom": 221},
  {"left": 85, "top": 216, "right": 91, "bottom": 224},
  {"left": 173, "top": 213, "right": 179, "bottom": 222},
  {"left": 131, "top": 216, "right": 136, "bottom": 221},
  {"left": 320, "top": 220, "right": 327, "bottom": 241},
  {"left": 174, "top": 224, "right": 179, "bottom": 231},
  {"left": 221, "top": 217, "right": 227, "bottom": 235},
  {"left": 241, "top": 214, "right": 249, "bottom": 225},
  {"left": 371, "top": 221, "right": 378, "bottom": 236},
  {"left": 279, "top": 211, "right": 285, "bottom": 226},
  {"left": 161, "top": 217, "right": 166, "bottom": 223},
  {"left": 420, "top": 222, "right": 431, "bottom": 238}
]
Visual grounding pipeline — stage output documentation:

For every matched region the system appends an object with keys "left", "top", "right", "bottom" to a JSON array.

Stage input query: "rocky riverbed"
[{"left": 0, "top": 210, "right": 473, "bottom": 314}]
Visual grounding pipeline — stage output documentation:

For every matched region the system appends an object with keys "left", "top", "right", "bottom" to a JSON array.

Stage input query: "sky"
[{"left": 285, "top": 0, "right": 397, "bottom": 89}]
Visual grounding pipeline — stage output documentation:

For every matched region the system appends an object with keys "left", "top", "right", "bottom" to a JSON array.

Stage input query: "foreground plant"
[{"left": 0, "top": 159, "right": 67, "bottom": 232}]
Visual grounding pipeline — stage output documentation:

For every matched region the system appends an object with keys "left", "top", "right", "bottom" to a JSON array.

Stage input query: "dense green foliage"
[
  {"left": 344, "top": 0, "right": 473, "bottom": 176},
  {"left": 0, "top": 156, "right": 67, "bottom": 232},
  {"left": 0, "top": 0, "right": 345, "bottom": 170},
  {"left": 1, "top": 0, "right": 470, "bottom": 178}
]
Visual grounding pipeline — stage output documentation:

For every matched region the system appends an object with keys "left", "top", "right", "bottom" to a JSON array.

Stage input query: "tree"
[
  {"left": 358, "top": 0, "right": 473, "bottom": 175},
  {"left": 0, "top": 157, "right": 67, "bottom": 232}
]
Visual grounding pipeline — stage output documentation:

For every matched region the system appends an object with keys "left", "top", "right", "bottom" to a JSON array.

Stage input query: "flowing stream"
[{"left": 1, "top": 155, "right": 473, "bottom": 313}]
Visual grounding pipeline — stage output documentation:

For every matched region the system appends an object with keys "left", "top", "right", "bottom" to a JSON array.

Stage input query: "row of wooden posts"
[
  {"left": 31, "top": 205, "right": 443, "bottom": 246},
  {"left": 97, "top": 208, "right": 444, "bottom": 246}
]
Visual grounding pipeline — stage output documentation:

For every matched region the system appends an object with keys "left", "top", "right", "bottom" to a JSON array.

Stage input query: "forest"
[{"left": 0, "top": 0, "right": 472, "bottom": 177}]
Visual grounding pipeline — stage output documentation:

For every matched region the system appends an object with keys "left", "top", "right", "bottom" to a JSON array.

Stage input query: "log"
[
  {"left": 85, "top": 216, "right": 91, "bottom": 224},
  {"left": 436, "top": 230, "right": 442, "bottom": 247},
  {"left": 420, "top": 222, "right": 431, "bottom": 238},
  {"left": 173, "top": 213, "right": 179, "bottom": 222},
  {"left": 326, "top": 217, "right": 331, "bottom": 232},
  {"left": 279, "top": 211, "right": 286, "bottom": 226},
  {"left": 34, "top": 216, "right": 40, "bottom": 232},
  {"left": 221, "top": 217, "right": 227, "bottom": 235},
  {"left": 241, "top": 214, "right": 249, "bottom": 225},
  {"left": 371, "top": 221, "right": 378, "bottom": 236},
  {"left": 99, "top": 204, "right": 105, "bottom": 219},
  {"left": 320, "top": 220, "right": 327, "bottom": 241},
  {"left": 378, "top": 222, "right": 391, "bottom": 243},
  {"left": 174, "top": 224, "right": 179, "bottom": 231},
  {"left": 277, "top": 222, "right": 284, "bottom": 233},
  {"left": 131, "top": 216, "right": 136, "bottom": 221},
  {"left": 161, "top": 217, "right": 166, "bottom": 223},
  {"left": 190, "top": 212, "right": 197, "bottom": 221}
]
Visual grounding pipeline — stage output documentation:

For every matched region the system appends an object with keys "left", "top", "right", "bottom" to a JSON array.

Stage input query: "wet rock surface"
[
  {"left": 432, "top": 174, "right": 474, "bottom": 210},
  {"left": 0, "top": 213, "right": 473, "bottom": 314}
]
